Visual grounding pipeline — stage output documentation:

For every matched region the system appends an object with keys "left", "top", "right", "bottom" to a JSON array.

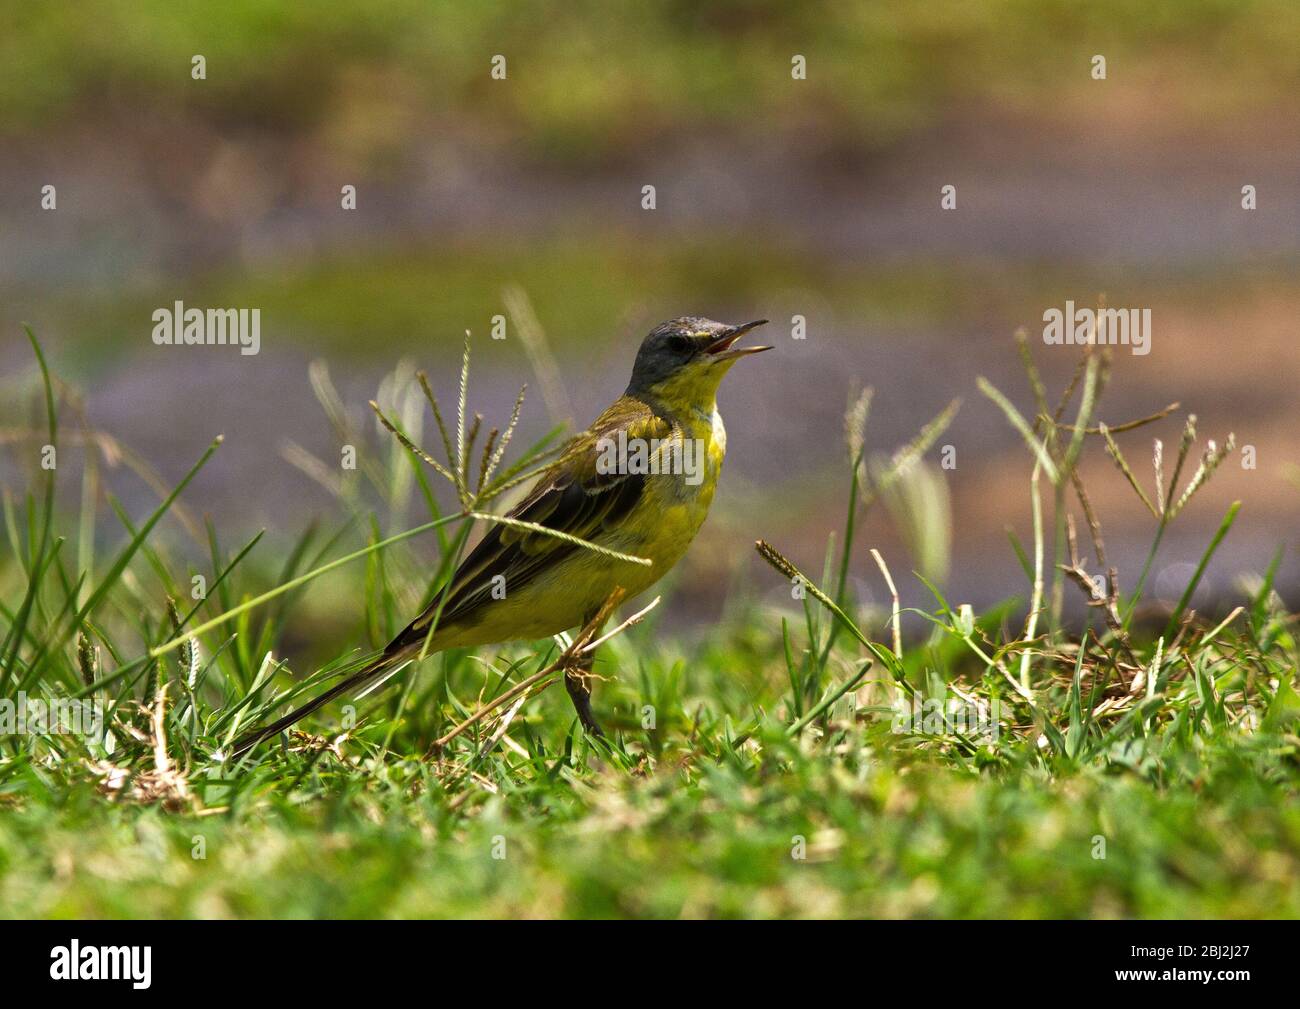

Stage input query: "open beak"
[{"left": 704, "top": 319, "right": 772, "bottom": 360}]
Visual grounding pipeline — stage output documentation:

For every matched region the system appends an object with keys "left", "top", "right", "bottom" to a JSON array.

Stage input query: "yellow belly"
[{"left": 439, "top": 412, "right": 724, "bottom": 647}]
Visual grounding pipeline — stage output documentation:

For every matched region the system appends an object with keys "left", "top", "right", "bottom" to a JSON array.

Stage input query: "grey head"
[{"left": 625, "top": 316, "right": 770, "bottom": 395}]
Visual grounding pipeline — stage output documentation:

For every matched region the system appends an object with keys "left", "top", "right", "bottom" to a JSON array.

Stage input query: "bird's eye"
[{"left": 668, "top": 335, "right": 694, "bottom": 354}]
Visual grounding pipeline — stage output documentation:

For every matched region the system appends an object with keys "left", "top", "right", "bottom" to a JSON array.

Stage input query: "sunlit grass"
[{"left": 1, "top": 328, "right": 1297, "bottom": 919}]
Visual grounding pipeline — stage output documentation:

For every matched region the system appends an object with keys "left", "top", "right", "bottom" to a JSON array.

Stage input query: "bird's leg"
[
  {"left": 564, "top": 652, "right": 604, "bottom": 738},
  {"left": 564, "top": 610, "right": 606, "bottom": 737}
]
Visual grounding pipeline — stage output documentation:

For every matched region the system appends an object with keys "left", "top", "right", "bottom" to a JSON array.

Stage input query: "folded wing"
[{"left": 387, "top": 400, "right": 670, "bottom": 651}]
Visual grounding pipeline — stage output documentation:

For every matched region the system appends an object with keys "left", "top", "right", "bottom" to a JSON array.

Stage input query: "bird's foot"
[{"left": 563, "top": 657, "right": 606, "bottom": 738}]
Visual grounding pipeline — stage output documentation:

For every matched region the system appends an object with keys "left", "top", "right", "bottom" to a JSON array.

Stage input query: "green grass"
[
  {"left": 42, "top": 238, "right": 1300, "bottom": 376},
  {"left": 1, "top": 328, "right": 1298, "bottom": 919},
  {"left": 46, "top": 238, "right": 989, "bottom": 367},
  {"left": 6, "top": 1, "right": 1298, "bottom": 149}
]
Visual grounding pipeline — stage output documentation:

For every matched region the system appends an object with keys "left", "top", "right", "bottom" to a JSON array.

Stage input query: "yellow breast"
[
  {"left": 441, "top": 403, "right": 727, "bottom": 647},
  {"left": 632, "top": 405, "right": 724, "bottom": 567}
]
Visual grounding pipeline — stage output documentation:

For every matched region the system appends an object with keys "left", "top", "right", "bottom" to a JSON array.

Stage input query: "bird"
[{"left": 234, "top": 316, "right": 770, "bottom": 754}]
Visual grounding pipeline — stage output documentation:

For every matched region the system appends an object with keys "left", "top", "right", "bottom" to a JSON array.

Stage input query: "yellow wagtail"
[{"left": 235, "top": 317, "right": 769, "bottom": 751}]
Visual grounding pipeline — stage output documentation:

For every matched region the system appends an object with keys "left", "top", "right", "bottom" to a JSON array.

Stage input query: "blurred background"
[{"left": 2, "top": 1, "right": 1298, "bottom": 634}]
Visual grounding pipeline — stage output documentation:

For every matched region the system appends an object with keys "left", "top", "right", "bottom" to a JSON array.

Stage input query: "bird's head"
[{"left": 625, "top": 316, "right": 770, "bottom": 403}]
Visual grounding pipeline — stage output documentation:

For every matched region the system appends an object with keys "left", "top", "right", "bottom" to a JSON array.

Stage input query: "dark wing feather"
[{"left": 386, "top": 399, "right": 669, "bottom": 651}]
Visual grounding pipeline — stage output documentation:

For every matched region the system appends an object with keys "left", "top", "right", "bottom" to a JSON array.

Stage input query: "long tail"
[{"left": 231, "top": 645, "right": 412, "bottom": 757}]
